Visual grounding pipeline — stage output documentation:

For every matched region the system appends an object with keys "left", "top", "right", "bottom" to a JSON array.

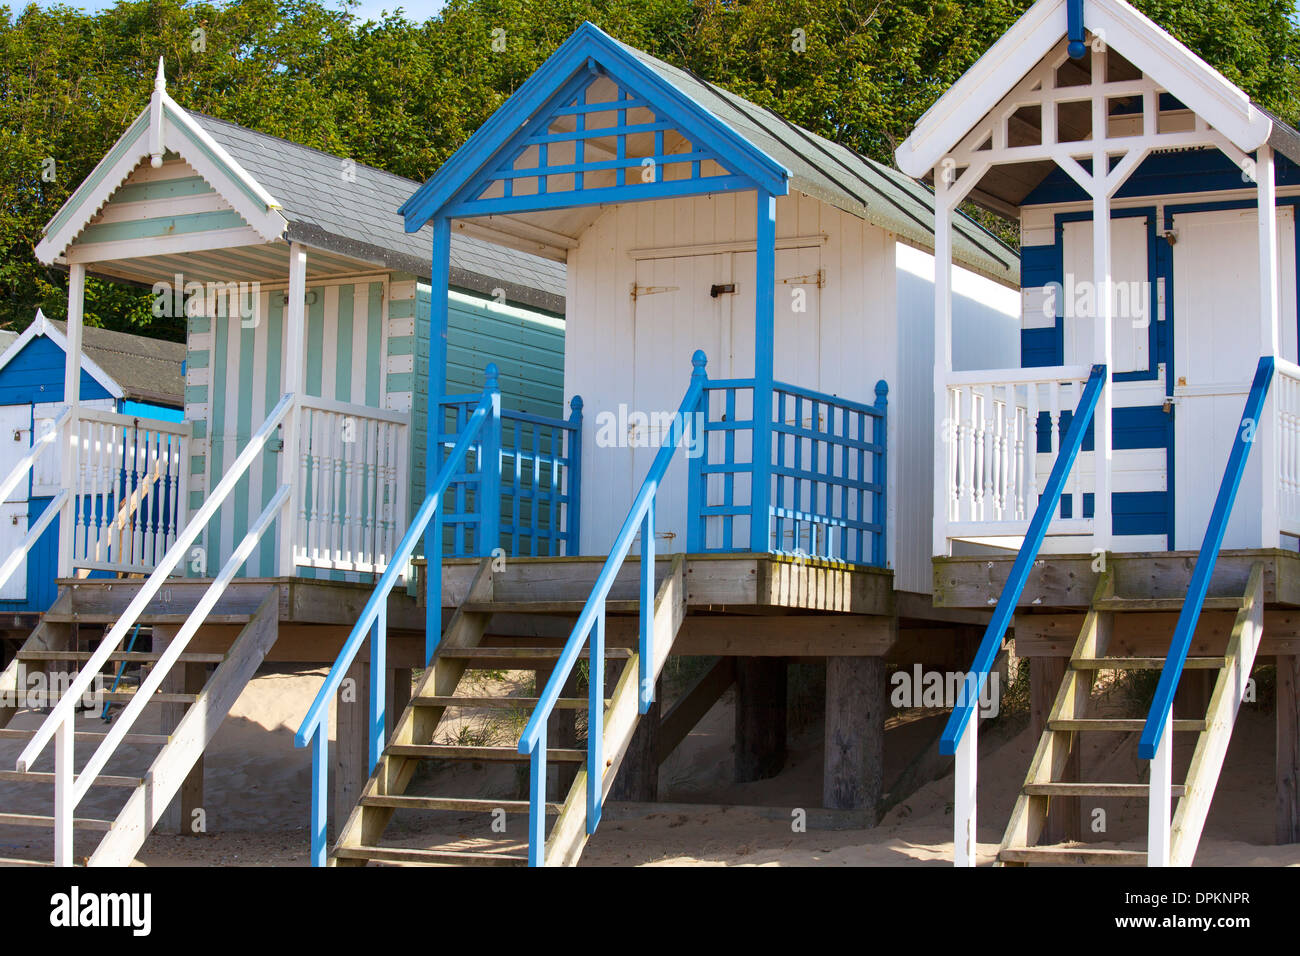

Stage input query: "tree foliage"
[{"left": 1, "top": 0, "right": 1297, "bottom": 337}]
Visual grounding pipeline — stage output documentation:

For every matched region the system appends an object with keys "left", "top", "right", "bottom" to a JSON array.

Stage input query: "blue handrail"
[
  {"left": 939, "top": 364, "right": 1108, "bottom": 755},
  {"left": 516, "top": 350, "right": 708, "bottom": 866},
  {"left": 293, "top": 365, "right": 501, "bottom": 867},
  {"left": 1138, "top": 355, "right": 1275, "bottom": 759}
]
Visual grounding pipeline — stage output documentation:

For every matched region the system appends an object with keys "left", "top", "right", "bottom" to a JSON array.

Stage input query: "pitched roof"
[
  {"left": 612, "top": 37, "right": 1019, "bottom": 284},
  {"left": 186, "top": 112, "right": 566, "bottom": 313},
  {"left": 47, "top": 319, "right": 185, "bottom": 408},
  {"left": 895, "top": 0, "right": 1294, "bottom": 196},
  {"left": 401, "top": 22, "right": 1018, "bottom": 286}
]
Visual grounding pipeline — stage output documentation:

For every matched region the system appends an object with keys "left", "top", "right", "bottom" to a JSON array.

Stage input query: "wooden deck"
[{"left": 933, "top": 548, "right": 1300, "bottom": 656}]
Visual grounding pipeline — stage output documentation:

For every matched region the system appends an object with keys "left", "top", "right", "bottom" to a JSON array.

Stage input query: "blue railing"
[
  {"left": 516, "top": 351, "right": 707, "bottom": 866},
  {"left": 687, "top": 376, "right": 888, "bottom": 566},
  {"left": 1138, "top": 356, "right": 1275, "bottom": 759},
  {"left": 939, "top": 364, "right": 1108, "bottom": 755},
  {"left": 437, "top": 395, "right": 582, "bottom": 558},
  {"left": 293, "top": 366, "right": 502, "bottom": 867}
]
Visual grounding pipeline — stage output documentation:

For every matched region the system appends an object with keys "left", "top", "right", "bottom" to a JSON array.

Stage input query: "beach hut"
[
  {"left": 300, "top": 21, "right": 1023, "bottom": 868},
  {"left": 895, "top": 0, "right": 1300, "bottom": 865},
  {"left": 0, "top": 63, "right": 568, "bottom": 866}
]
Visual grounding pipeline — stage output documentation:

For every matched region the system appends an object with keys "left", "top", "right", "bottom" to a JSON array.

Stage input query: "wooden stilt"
[
  {"left": 610, "top": 676, "right": 660, "bottom": 802},
  {"left": 1031, "top": 656, "right": 1079, "bottom": 843},
  {"left": 822, "top": 656, "right": 885, "bottom": 822},
  {"left": 1278, "top": 654, "right": 1299, "bottom": 844},
  {"left": 387, "top": 666, "right": 412, "bottom": 737},
  {"left": 735, "top": 657, "right": 787, "bottom": 782},
  {"left": 333, "top": 656, "right": 368, "bottom": 838}
]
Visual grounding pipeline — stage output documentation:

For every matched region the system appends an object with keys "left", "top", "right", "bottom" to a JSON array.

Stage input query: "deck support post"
[
  {"left": 277, "top": 243, "right": 307, "bottom": 577},
  {"left": 734, "top": 656, "right": 786, "bottom": 782},
  {"left": 1031, "top": 656, "right": 1079, "bottom": 842},
  {"left": 156, "top": 626, "right": 206, "bottom": 835},
  {"left": 610, "top": 675, "right": 661, "bottom": 802},
  {"left": 822, "top": 655, "right": 885, "bottom": 821},
  {"left": 1279, "top": 654, "right": 1300, "bottom": 844},
  {"left": 387, "top": 666, "right": 412, "bottom": 737},
  {"left": 333, "top": 656, "right": 368, "bottom": 838},
  {"left": 57, "top": 262, "right": 85, "bottom": 577},
  {"left": 1148, "top": 710, "right": 1173, "bottom": 866},
  {"left": 749, "top": 190, "right": 776, "bottom": 554},
  {"left": 425, "top": 216, "right": 452, "bottom": 662}
]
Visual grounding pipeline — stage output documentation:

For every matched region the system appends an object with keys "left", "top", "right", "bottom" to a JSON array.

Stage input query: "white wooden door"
[
  {"left": 1171, "top": 206, "right": 1296, "bottom": 549},
  {"left": 629, "top": 249, "right": 823, "bottom": 553},
  {"left": 0, "top": 405, "right": 31, "bottom": 600},
  {"left": 1061, "top": 217, "right": 1150, "bottom": 373}
]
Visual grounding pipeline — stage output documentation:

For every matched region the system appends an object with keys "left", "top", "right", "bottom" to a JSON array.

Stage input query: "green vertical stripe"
[
  {"left": 366, "top": 282, "right": 383, "bottom": 409},
  {"left": 306, "top": 286, "right": 325, "bottom": 398},
  {"left": 231, "top": 301, "right": 257, "bottom": 567},
  {"left": 206, "top": 303, "right": 230, "bottom": 576},
  {"left": 259, "top": 291, "right": 285, "bottom": 577},
  {"left": 335, "top": 284, "right": 354, "bottom": 402}
]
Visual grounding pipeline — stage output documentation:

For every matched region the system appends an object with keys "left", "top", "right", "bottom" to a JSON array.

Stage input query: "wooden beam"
[
  {"left": 1278, "top": 654, "right": 1299, "bottom": 844},
  {"left": 333, "top": 656, "right": 368, "bottom": 838},
  {"left": 1015, "top": 608, "right": 1300, "bottom": 657},
  {"left": 657, "top": 658, "right": 735, "bottom": 763},
  {"left": 609, "top": 677, "right": 661, "bottom": 802},
  {"left": 734, "top": 657, "right": 787, "bottom": 782},
  {"left": 823, "top": 656, "right": 886, "bottom": 821}
]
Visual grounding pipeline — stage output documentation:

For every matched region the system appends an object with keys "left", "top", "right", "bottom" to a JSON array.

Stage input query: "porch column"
[
  {"left": 425, "top": 217, "right": 452, "bottom": 661},
  {"left": 277, "top": 243, "right": 307, "bottom": 577},
  {"left": 1258, "top": 145, "right": 1282, "bottom": 548},
  {"left": 1090, "top": 186, "right": 1113, "bottom": 553},
  {"left": 932, "top": 177, "right": 955, "bottom": 559},
  {"left": 56, "top": 262, "right": 85, "bottom": 577},
  {"left": 750, "top": 191, "right": 776, "bottom": 554}
]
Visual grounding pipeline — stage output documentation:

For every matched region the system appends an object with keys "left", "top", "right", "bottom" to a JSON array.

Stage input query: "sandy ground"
[{"left": 2, "top": 664, "right": 1297, "bottom": 867}]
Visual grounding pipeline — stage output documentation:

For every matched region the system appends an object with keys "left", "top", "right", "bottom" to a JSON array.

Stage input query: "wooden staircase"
[
  {"left": 0, "top": 588, "right": 278, "bottom": 865},
  {"left": 999, "top": 563, "right": 1264, "bottom": 866},
  {"left": 331, "top": 554, "right": 687, "bottom": 866}
]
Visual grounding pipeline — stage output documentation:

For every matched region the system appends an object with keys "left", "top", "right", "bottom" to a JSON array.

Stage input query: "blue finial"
[
  {"left": 484, "top": 362, "right": 499, "bottom": 390},
  {"left": 875, "top": 380, "right": 889, "bottom": 405},
  {"left": 570, "top": 394, "right": 584, "bottom": 413},
  {"left": 1067, "top": 0, "right": 1086, "bottom": 59},
  {"left": 691, "top": 350, "right": 708, "bottom": 376}
]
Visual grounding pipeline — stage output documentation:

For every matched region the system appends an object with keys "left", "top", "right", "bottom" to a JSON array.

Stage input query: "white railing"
[
  {"left": 942, "top": 365, "right": 1094, "bottom": 539},
  {"left": 16, "top": 392, "right": 295, "bottom": 866},
  {"left": 294, "top": 396, "right": 408, "bottom": 574},
  {"left": 69, "top": 409, "right": 189, "bottom": 575},
  {"left": 0, "top": 407, "right": 72, "bottom": 591},
  {"left": 1275, "top": 358, "right": 1300, "bottom": 536}
]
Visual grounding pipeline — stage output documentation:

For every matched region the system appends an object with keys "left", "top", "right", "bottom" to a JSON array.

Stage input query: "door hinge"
[
  {"left": 631, "top": 284, "right": 678, "bottom": 301},
  {"left": 780, "top": 269, "right": 825, "bottom": 288}
]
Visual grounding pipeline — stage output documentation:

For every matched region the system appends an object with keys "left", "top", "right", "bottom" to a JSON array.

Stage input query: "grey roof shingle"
[
  {"left": 47, "top": 320, "right": 185, "bottom": 408},
  {"left": 187, "top": 112, "right": 567, "bottom": 314}
]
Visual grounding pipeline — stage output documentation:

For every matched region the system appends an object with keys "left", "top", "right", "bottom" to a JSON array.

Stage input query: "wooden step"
[
  {"left": 101, "top": 690, "right": 197, "bottom": 705},
  {"left": 0, "top": 770, "right": 143, "bottom": 788},
  {"left": 385, "top": 744, "right": 586, "bottom": 763},
  {"left": 1071, "top": 656, "right": 1224, "bottom": 670},
  {"left": 998, "top": 845, "right": 1147, "bottom": 866},
  {"left": 1023, "top": 782, "right": 1187, "bottom": 798},
  {"left": 0, "top": 728, "right": 169, "bottom": 746},
  {"left": 16, "top": 650, "right": 225, "bottom": 664},
  {"left": 460, "top": 600, "right": 641, "bottom": 616},
  {"left": 0, "top": 856, "right": 53, "bottom": 867},
  {"left": 44, "top": 612, "right": 251, "bottom": 625},
  {"left": 334, "top": 844, "right": 528, "bottom": 866},
  {"left": 412, "top": 695, "right": 606, "bottom": 711},
  {"left": 359, "top": 795, "right": 563, "bottom": 814},
  {"left": 0, "top": 812, "right": 113, "bottom": 832},
  {"left": 1049, "top": 718, "right": 1206, "bottom": 733},
  {"left": 1095, "top": 597, "right": 1244, "bottom": 613}
]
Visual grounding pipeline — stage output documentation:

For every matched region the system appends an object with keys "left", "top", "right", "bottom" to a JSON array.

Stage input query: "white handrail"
[
  {"left": 944, "top": 364, "right": 1093, "bottom": 387},
  {"left": 16, "top": 391, "right": 294, "bottom": 773},
  {"left": 297, "top": 393, "right": 409, "bottom": 424},
  {"left": 71, "top": 483, "right": 289, "bottom": 804},
  {"left": 0, "top": 406, "right": 71, "bottom": 514}
]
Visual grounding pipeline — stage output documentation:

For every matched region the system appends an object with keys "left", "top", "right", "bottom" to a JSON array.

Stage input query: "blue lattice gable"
[{"left": 401, "top": 22, "right": 788, "bottom": 227}]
